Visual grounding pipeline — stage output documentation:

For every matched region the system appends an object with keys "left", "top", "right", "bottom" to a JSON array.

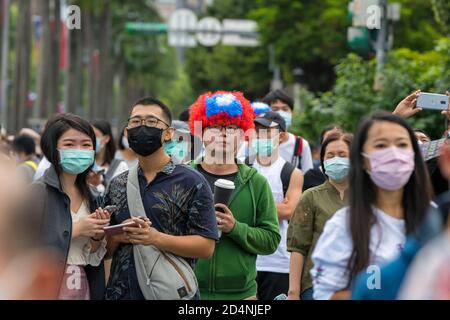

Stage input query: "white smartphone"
[{"left": 416, "top": 92, "right": 449, "bottom": 110}]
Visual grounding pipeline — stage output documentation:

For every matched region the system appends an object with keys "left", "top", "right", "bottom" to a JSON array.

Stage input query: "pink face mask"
[{"left": 363, "top": 146, "right": 415, "bottom": 191}]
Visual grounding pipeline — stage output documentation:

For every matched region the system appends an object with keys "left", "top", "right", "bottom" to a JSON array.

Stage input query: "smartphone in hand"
[
  {"left": 103, "top": 205, "right": 118, "bottom": 215},
  {"left": 103, "top": 221, "right": 138, "bottom": 236},
  {"left": 417, "top": 93, "right": 449, "bottom": 110}
]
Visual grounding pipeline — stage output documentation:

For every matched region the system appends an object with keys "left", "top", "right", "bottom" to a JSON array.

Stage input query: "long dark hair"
[
  {"left": 41, "top": 113, "right": 96, "bottom": 206},
  {"left": 347, "top": 111, "right": 432, "bottom": 285},
  {"left": 92, "top": 120, "right": 116, "bottom": 166}
]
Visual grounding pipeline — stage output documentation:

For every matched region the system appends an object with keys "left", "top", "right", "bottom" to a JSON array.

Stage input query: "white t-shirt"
[
  {"left": 114, "top": 150, "right": 138, "bottom": 169},
  {"left": 254, "top": 157, "right": 291, "bottom": 274},
  {"left": 68, "top": 202, "right": 107, "bottom": 267},
  {"left": 278, "top": 133, "right": 313, "bottom": 173},
  {"left": 311, "top": 206, "right": 406, "bottom": 300}
]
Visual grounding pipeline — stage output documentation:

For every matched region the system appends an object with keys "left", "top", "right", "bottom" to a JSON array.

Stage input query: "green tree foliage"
[
  {"left": 431, "top": 0, "right": 450, "bottom": 35},
  {"left": 291, "top": 38, "right": 450, "bottom": 141},
  {"left": 394, "top": 0, "right": 445, "bottom": 51},
  {"left": 185, "top": 0, "right": 272, "bottom": 101},
  {"left": 251, "top": 0, "right": 349, "bottom": 91}
]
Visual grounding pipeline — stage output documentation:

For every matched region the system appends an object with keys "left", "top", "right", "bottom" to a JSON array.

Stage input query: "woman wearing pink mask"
[{"left": 310, "top": 112, "right": 432, "bottom": 300}]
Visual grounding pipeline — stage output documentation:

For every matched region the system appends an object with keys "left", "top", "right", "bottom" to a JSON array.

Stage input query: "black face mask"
[{"left": 127, "top": 126, "right": 164, "bottom": 157}]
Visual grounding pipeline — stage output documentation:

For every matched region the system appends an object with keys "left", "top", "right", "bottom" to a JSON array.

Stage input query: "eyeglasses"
[
  {"left": 206, "top": 125, "right": 240, "bottom": 134},
  {"left": 127, "top": 116, "right": 170, "bottom": 129}
]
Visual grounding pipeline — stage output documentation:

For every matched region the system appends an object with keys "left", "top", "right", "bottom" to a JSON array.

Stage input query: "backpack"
[
  {"left": 126, "top": 165, "right": 198, "bottom": 300},
  {"left": 291, "top": 135, "right": 303, "bottom": 170}
]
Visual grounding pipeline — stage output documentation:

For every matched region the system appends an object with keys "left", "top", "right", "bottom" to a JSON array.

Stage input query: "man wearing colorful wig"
[{"left": 189, "top": 91, "right": 280, "bottom": 300}]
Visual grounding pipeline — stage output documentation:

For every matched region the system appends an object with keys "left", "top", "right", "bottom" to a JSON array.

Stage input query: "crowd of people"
[{"left": 0, "top": 88, "right": 449, "bottom": 300}]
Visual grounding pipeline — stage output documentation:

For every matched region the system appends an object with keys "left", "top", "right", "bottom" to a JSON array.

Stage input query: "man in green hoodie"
[{"left": 188, "top": 91, "right": 280, "bottom": 300}]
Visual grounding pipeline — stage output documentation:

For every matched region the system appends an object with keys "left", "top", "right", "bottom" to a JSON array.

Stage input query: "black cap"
[{"left": 254, "top": 111, "right": 286, "bottom": 131}]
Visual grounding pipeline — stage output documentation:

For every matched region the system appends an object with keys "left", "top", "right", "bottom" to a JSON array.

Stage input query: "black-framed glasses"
[
  {"left": 127, "top": 116, "right": 170, "bottom": 129},
  {"left": 206, "top": 125, "right": 240, "bottom": 134}
]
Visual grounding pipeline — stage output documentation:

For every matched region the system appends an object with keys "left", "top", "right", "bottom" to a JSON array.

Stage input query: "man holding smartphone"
[{"left": 103, "top": 97, "right": 218, "bottom": 300}]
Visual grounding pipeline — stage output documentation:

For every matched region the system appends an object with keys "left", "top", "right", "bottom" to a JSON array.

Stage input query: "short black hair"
[
  {"left": 41, "top": 113, "right": 96, "bottom": 205},
  {"left": 319, "top": 124, "right": 344, "bottom": 145},
  {"left": 178, "top": 109, "right": 190, "bottom": 122},
  {"left": 12, "top": 135, "right": 36, "bottom": 156},
  {"left": 262, "top": 89, "right": 294, "bottom": 111},
  {"left": 92, "top": 120, "right": 116, "bottom": 166},
  {"left": 130, "top": 97, "right": 172, "bottom": 125},
  {"left": 413, "top": 128, "right": 430, "bottom": 138}
]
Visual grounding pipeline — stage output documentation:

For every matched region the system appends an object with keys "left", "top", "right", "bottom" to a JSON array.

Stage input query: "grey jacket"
[{"left": 29, "top": 165, "right": 105, "bottom": 300}]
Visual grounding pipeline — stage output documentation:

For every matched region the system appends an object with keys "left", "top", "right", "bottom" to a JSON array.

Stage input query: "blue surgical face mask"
[
  {"left": 164, "top": 140, "right": 189, "bottom": 162},
  {"left": 323, "top": 157, "right": 350, "bottom": 182},
  {"left": 95, "top": 137, "right": 103, "bottom": 154},
  {"left": 252, "top": 138, "right": 274, "bottom": 157},
  {"left": 59, "top": 149, "right": 95, "bottom": 175},
  {"left": 277, "top": 111, "right": 292, "bottom": 128}
]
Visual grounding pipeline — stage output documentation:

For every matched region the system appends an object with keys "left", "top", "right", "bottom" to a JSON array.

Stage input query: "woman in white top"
[
  {"left": 311, "top": 112, "right": 432, "bottom": 300},
  {"left": 88, "top": 121, "right": 128, "bottom": 195}
]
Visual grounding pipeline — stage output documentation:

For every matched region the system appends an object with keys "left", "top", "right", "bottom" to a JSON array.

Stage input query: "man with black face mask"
[{"left": 103, "top": 97, "right": 218, "bottom": 300}]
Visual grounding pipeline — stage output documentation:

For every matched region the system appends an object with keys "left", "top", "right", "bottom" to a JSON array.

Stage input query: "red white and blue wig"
[{"left": 189, "top": 91, "right": 255, "bottom": 136}]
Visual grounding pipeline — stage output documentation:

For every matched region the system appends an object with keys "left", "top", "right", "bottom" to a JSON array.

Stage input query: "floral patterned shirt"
[{"left": 104, "top": 160, "right": 218, "bottom": 300}]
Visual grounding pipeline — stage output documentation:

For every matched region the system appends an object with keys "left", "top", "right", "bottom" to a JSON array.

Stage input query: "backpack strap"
[
  {"left": 24, "top": 160, "right": 38, "bottom": 172},
  {"left": 244, "top": 155, "right": 255, "bottom": 167},
  {"left": 292, "top": 136, "right": 303, "bottom": 170},
  {"left": 280, "top": 161, "right": 295, "bottom": 197}
]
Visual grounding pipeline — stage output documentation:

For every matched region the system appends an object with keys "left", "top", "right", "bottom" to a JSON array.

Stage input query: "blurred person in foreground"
[{"left": 0, "top": 156, "right": 61, "bottom": 299}]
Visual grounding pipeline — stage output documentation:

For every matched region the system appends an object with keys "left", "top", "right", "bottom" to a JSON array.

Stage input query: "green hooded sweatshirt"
[{"left": 190, "top": 161, "right": 281, "bottom": 300}]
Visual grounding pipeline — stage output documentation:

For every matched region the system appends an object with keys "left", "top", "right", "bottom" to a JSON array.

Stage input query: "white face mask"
[
  {"left": 122, "top": 136, "right": 130, "bottom": 149},
  {"left": 276, "top": 111, "right": 292, "bottom": 129}
]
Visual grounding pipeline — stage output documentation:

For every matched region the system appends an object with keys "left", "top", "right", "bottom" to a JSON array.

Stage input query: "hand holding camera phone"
[{"left": 416, "top": 92, "right": 449, "bottom": 110}]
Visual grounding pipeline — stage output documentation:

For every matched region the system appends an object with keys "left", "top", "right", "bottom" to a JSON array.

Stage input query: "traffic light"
[{"left": 347, "top": 1, "right": 400, "bottom": 54}]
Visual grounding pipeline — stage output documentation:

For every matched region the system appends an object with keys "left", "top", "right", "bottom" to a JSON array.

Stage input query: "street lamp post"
[{"left": 292, "top": 67, "right": 305, "bottom": 112}]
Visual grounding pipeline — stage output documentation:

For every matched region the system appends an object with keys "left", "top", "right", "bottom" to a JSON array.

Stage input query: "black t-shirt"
[{"left": 197, "top": 164, "right": 238, "bottom": 193}]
